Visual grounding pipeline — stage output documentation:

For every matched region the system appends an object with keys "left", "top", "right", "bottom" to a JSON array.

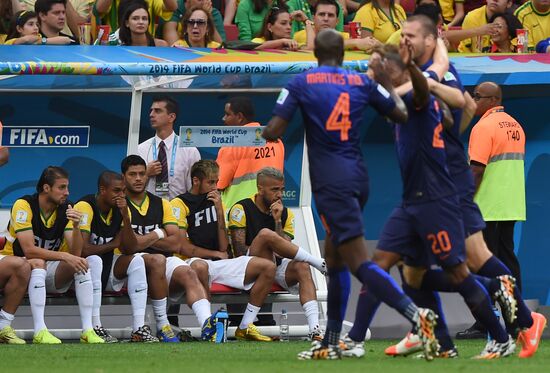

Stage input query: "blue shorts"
[
  {"left": 377, "top": 196, "right": 466, "bottom": 268},
  {"left": 313, "top": 179, "right": 369, "bottom": 247},
  {"left": 453, "top": 170, "right": 486, "bottom": 236}
]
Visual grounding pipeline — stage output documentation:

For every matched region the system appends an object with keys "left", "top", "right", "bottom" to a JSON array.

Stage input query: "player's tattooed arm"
[{"left": 230, "top": 228, "right": 248, "bottom": 257}]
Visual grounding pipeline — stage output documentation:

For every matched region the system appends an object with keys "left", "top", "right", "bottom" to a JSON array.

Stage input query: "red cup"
[
  {"left": 99, "top": 25, "right": 110, "bottom": 45},
  {"left": 516, "top": 29, "right": 528, "bottom": 53},
  {"left": 349, "top": 22, "right": 361, "bottom": 39}
]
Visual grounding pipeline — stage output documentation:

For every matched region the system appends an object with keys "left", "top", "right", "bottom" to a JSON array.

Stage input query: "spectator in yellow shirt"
[
  {"left": 439, "top": 0, "right": 464, "bottom": 27},
  {"left": 352, "top": 0, "right": 406, "bottom": 43},
  {"left": 458, "top": 0, "right": 512, "bottom": 53},
  {"left": 514, "top": 0, "right": 550, "bottom": 51}
]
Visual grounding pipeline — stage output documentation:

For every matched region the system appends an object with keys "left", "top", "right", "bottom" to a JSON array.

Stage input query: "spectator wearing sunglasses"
[
  {"left": 173, "top": 6, "right": 221, "bottom": 47},
  {"left": 252, "top": 6, "right": 310, "bottom": 49}
]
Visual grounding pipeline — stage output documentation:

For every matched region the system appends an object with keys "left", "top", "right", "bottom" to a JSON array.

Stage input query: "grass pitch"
[{"left": 1, "top": 339, "right": 548, "bottom": 373}]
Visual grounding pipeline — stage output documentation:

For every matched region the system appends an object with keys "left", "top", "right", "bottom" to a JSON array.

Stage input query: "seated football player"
[
  {"left": 0, "top": 166, "right": 103, "bottom": 344},
  {"left": 171, "top": 160, "right": 276, "bottom": 341},
  {"left": 121, "top": 155, "right": 222, "bottom": 342},
  {"left": 228, "top": 167, "right": 326, "bottom": 340}
]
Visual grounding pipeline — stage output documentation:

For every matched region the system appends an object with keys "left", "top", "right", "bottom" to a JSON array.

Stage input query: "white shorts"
[
  {"left": 105, "top": 254, "right": 128, "bottom": 292},
  {"left": 189, "top": 256, "right": 254, "bottom": 292},
  {"left": 45, "top": 260, "right": 73, "bottom": 294},
  {"left": 166, "top": 256, "right": 190, "bottom": 303},
  {"left": 275, "top": 258, "right": 300, "bottom": 295}
]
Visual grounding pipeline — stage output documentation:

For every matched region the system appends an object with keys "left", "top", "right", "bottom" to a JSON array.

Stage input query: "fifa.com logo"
[{"left": 1, "top": 127, "right": 90, "bottom": 148}]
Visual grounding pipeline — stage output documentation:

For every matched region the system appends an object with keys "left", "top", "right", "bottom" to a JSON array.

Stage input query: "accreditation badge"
[{"left": 155, "top": 181, "right": 169, "bottom": 193}]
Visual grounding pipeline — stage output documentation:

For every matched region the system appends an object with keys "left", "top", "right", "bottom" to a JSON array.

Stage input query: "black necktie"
[{"left": 157, "top": 141, "right": 168, "bottom": 183}]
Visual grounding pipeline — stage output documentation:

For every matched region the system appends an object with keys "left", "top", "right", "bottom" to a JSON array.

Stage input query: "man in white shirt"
[{"left": 138, "top": 95, "right": 201, "bottom": 201}]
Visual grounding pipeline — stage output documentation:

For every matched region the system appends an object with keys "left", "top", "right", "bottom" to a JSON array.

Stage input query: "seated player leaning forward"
[
  {"left": 171, "top": 160, "right": 276, "bottom": 341},
  {"left": 120, "top": 155, "right": 223, "bottom": 342},
  {"left": 228, "top": 167, "right": 327, "bottom": 340},
  {"left": 0, "top": 166, "right": 103, "bottom": 344},
  {"left": 75, "top": 170, "right": 163, "bottom": 343}
]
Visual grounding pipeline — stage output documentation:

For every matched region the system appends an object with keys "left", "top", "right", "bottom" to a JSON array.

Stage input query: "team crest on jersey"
[
  {"left": 277, "top": 88, "right": 289, "bottom": 104},
  {"left": 230, "top": 206, "right": 244, "bottom": 224},
  {"left": 15, "top": 210, "right": 28, "bottom": 224}
]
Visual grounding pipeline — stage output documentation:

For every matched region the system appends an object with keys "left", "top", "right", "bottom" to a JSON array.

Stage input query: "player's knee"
[
  {"left": 258, "top": 228, "right": 277, "bottom": 243},
  {"left": 144, "top": 254, "right": 166, "bottom": 271},
  {"left": 445, "top": 263, "right": 469, "bottom": 285},
  {"left": 258, "top": 259, "right": 276, "bottom": 280},
  {"left": 86, "top": 255, "right": 102, "bottom": 268},
  {"left": 14, "top": 257, "right": 31, "bottom": 278},
  {"left": 28, "top": 258, "right": 46, "bottom": 270},
  {"left": 295, "top": 261, "right": 313, "bottom": 281},
  {"left": 190, "top": 260, "right": 208, "bottom": 279},
  {"left": 177, "top": 265, "right": 200, "bottom": 286}
]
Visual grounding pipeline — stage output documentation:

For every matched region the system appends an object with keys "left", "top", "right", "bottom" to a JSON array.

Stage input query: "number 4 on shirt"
[{"left": 326, "top": 92, "right": 351, "bottom": 141}]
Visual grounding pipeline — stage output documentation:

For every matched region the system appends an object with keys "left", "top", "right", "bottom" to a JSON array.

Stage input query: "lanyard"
[{"left": 152, "top": 135, "right": 178, "bottom": 178}]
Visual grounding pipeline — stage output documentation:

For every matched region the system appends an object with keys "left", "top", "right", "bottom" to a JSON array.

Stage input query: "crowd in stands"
[{"left": 1, "top": 0, "right": 550, "bottom": 52}]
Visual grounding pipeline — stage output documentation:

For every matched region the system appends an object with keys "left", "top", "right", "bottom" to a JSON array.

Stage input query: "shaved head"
[
  {"left": 474, "top": 81, "right": 502, "bottom": 115},
  {"left": 314, "top": 29, "right": 344, "bottom": 66}
]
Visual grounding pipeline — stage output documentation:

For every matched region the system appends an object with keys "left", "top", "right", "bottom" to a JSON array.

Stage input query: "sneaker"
[
  {"left": 235, "top": 324, "right": 272, "bottom": 342},
  {"left": 517, "top": 312, "right": 547, "bottom": 358},
  {"left": 93, "top": 326, "right": 118, "bottom": 343},
  {"left": 178, "top": 329, "right": 199, "bottom": 342},
  {"left": 320, "top": 260, "right": 328, "bottom": 276},
  {"left": 297, "top": 344, "right": 341, "bottom": 360},
  {"left": 130, "top": 325, "right": 159, "bottom": 343},
  {"left": 80, "top": 328, "right": 105, "bottom": 344},
  {"left": 413, "top": 347, "right": 458, "bottom": 359},
  {"left": 33, "top": 329, "right": 62, "bottom": 344},
  {"left": 308, "top": 326, "right": 324, "bottom": 342},
  {"left": 415, "top": 308, "right": 439, "bottom": 362},
  {"left": 157, "top": 324, "right": 179, "bottom": 343},
  {"left": 494, "top": 275, "right": 518, "bottom": 324},
  {"left": 201, "top": 314, "right": 218, "bottom": 342},
  {"left": 384, "top": 332, "right": 422, "bottom": 357},
  {"left": 455, "top": 323, "right": 486, "bottom": 339},
  {"left": 0, "top": 326, "right": 26, "bottom": 344},
  {"left": 201, "top": 308, "right": 229, "bottom": 343},
  {"left": 473, "top": 335, "right": 516, "bottom": 359},
  {"left": 341, "top": 334, "right": 365, "bottom": 358}
]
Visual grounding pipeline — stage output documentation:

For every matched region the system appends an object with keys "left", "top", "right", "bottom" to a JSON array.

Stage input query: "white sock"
[
  {"left": 303, "top": 300, "right": 320, "bottom": 333},
  {"left": 74, "top": 271, "right": 94, "bottom": 331},
  {"left": 126, "top": 255, "right": 147, "bottom": 331},
  {"left": 0, "top": 309, "right": 14, "bottom": 329},
  {"left": 293, "top": 247, "right": 326, "bottom": 273},
  {"left": 151, "top": 298, "right": 169, "bottom": 331},
  {"left": 28, "top": 268, "right": 47, "bottom": 334},
  {"left": 87, "top": 255, "right": 103, "bottom": 327},
  {"left": 191, "top": 299, "right": 211, "bottom": 327},
  {"left": 239, "top": 303, "right": 261, "bottom": 330}
]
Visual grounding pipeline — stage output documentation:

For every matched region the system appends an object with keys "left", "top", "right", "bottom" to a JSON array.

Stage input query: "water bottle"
[{"left": 279, "top": 309, "right": 289, "bottom": 342}]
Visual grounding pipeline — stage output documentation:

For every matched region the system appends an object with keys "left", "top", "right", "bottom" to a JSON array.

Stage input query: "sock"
[
  {"left": 0, "top": 309, "right": 14, "bottom": 329},
  {"left": 192, "top": 298, "right": 212, "bottom": 327},
  {"left": 472, "top": 274, "right": 499, "bottom": 295},
  {"left": 28, "top": 268, "right": 47, "bottom": 333},
  {"left": 302, "top": 300, "right": 320, "bottom": 333},
  {"left": 151, "top": 298, "right": 170, "bottom": 331},
  {"left": 322, "top": 268, "right": 351, "bottom": 347},
  {"left": 477, "top": 256, "right": 533, "bottom": 329},
  {"left": 74, "top": 271, "right": 94, "bottom": 331},
  {"left": 456, "top": 274, "right": 508, "bottom": 343},
  {"left": 87, "top": 255, "right": 103, "bottom": 327},
  {"left": 293, "top": 247, "right": 326, "bottom": 273},
  {"left": 126, "top": 255, "right": 148, "bottom": 331},
  {"left": 402, "top": 282, "right": 454, "bottom": 351},
  {"left": 348, "top": 288, "right": 380, "bottom": 342},
  {"left": 355, "top": 261, "right": 418, "bottom": 324},
  {"left": 239, "top": 303, "right": 261, "bottom": 330}
]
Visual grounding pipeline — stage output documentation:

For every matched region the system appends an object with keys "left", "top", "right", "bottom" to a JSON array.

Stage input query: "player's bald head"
[{"left": 314, "top": 29, "right": 344, "bottom": 66}]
